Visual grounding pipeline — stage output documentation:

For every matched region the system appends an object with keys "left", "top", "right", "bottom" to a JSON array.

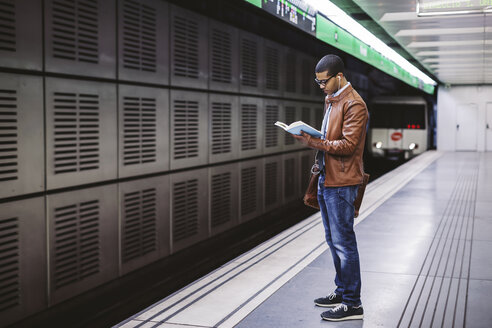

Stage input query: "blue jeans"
[{"left": 317, "top": 174, "right": 361, "bottom": 306}]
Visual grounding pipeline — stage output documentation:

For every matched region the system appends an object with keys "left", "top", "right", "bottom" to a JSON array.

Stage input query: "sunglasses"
[{"left": 314, "top": 74, "right": 336, "bottom": 86}]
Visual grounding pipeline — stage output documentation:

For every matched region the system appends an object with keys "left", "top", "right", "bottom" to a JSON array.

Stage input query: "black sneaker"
[
  {"left": 314, "top": 292, "right": 342, "bottom": 307},
  {"left": 321, "top": 303, "right": 364, "bottom": 321}
]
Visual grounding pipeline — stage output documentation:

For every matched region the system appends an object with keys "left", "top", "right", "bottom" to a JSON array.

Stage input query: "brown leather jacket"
[{"left": 306, "top": 84, "right": 368, "bottom": 187}]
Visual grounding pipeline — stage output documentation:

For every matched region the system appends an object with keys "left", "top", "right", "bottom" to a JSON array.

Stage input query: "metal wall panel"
[
  {"left": 263, "top": 156, "right": 283, "bottom": 212},
  {"left": 263, "top": 40, "right": 284, "bottom": 97},
  {"left": 209, "top": 163, "right": 239, "bottom": 236},
  {"left": 119, "top": 175, "right": 170, "bottom": 275},
  {"left": 118, "top": 85, "right": 169, "bottom": 178},
  {"left": 0, "top": 197, "right": 46, "bottom": 327},
  {"left": 170, "top": 168, "right": 208, "bottom": 253},
  {"left": 0, "top": 0, "right": 42, "bottom": 70},
  {"left": 238, "top": 96, "right": 263, "bottom": 158},
  {"left": 45, "top": 78, "right": 117, "bottom": 190},
  {"left": 282, "top": 153, "right": 299, "bottom": 203},
  {"left": 300, "top": 54, "right": 314, "bottom": 100},
  {"left": 239, "top": 31, "right": 264, "bottom": 95},
  {"left": 44, "top": 0, "right": 116, "bottom": 78},
  {"left": 47, "top": 184, "right": 118, "bottom": 305},
  {"left": 117, "top": 0, "right": 169, "bottom": 85},
  {"left": 299, "top": 150, "right": 314, "bottom": 198},
  {"left": 311, "top": 56, "right": 321, "bottom": 100},
  {"left": 169, "top": 90, "right": 208, "bottom": 170},
  {"left": 282, "top": 101, "right": 300, "bottom": 151},
  {"left": 239, "top": 159, "right": 263, "bottom": 222},
  {"left": 170, "top": 5, "right": 208, "bottom": 89},
  {"left": 283, "top": 47, "right": 301, "bottom": 100},
  {"left": 208, "top": 19, "right": 239, "bottom": 93},
  {"left": 208, "top": 94, "right": 239, "bottom": 164},
  {"left": 0, "top": 74, "right": 44, "bottom": 199},
  {"left": 263, "top": 99, "right": 283, "bottom": 154}
]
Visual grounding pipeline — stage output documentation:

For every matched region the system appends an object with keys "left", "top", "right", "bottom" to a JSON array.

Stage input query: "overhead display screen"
[
  {"left": 417, "top": 0, "right": 492, "bottom": 16},
  {"left": 261, "top": 0, "right": 317, "bottom": 35}
]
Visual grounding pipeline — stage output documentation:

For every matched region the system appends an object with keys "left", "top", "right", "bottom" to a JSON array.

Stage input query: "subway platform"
[{"left": 115, "top": 151, "right": 492, "bottom": 328}]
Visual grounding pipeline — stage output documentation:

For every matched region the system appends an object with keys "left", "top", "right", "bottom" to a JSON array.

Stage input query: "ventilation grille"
[
  {"left": 122, "top": 188, "right": 157, "bottom": 263},
  {"left": 53, "top": 92, "right": 100, "bottom": 174},
  {"left": 0, "top": 217, "right": 20, "bottom": 312},
  {"left": 173, "top": 100, "right": 199, "bottom": 160},
  {"left": 123, "top": 96, "right": 156, "bottom": 166},
  {"left": 53, "top": 200, "right": 100, "bottom": 290},
  {"left": 211, "top": 28, "right": 231, "bottom": 83},
  {"left": 285, "top": 52, "right": 296, "bottom": 92},
  {"left": 0, "top": 0, "right": 15, "bottom": 52},
  {"left": 173, "top": 14, "right": 198, "bottom": 78},
  {"left": 265, "top": 162, "right": 278, "bottom": 206},
  {"left": 52, "top": 0, "right": 99, "bottom": 63},
  {"left": 173, "top": 179, "right": 198, "bottom": 242},
  {"left": 211, "top": 172, "right": 232, "bottom": 228},
  {"left": 122, "top": 0, "right": 157, "bottom": 72},
  {"left": 241, "top": 104, "right": 257, "bottom": 151},
  {"left": 265, "top": 105, "right": 278, "bottom": 148},
  {"left": 241, "top": 38, "right": 257, "bottom": 87},
  {"left": 0, "top": 89, "right": 18, "bottom": 182},
  {"left": 301, "top": 107, "right": 310, "bottom": 125},
  {"left": 300, "top": 154, "right": 310, "bottom": 192},
  {"left": 211, "top": 102, "right": 232, "bottom": 155},
  {"left": 241, "top": 167, "right": 256, "bottom": 216},
  {"left": 301, "top": 58, "right": 310, "bottom": 94},
  {"left": 284, "top": 106, "right": 295, "bottom": 146},
  {"left": 265, "top": 46, "right": 279, "bottom": 90},
  {"left": 284, "top": 158, "right": 295, "bottom": 198}
]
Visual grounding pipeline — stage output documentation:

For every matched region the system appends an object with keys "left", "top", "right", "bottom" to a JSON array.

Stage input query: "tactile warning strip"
[{"left": 397, "top": 171, "right": 478, "bottom": 328}]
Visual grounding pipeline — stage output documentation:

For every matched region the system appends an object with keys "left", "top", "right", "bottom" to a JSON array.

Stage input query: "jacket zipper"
[{"left": 340, "top": 157, "right": 345, "bottom": 172}]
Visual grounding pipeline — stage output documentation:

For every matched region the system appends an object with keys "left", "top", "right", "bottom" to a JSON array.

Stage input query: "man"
[{"left": 293, "top": 54, "right": 368, "bottom": 322}]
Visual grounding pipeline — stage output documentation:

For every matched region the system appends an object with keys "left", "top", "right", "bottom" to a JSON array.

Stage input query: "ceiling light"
[
  {"left": 408, "top": 40, "right": 490, "bottom": 48},
  {"left": 380, "top": 11, "right": 483, "bottom": 21},
  {"left": 304, "top": 0, "right": 436, "bottom": 86},
  {"left": 417, "top": 50, "right": 492, "bottom": 56},
  {"left": 396, "top": 27, "right": 489, "bottom": 37},
  {"left": 423, "top": 57, "right": 491, "bottom": 63}
]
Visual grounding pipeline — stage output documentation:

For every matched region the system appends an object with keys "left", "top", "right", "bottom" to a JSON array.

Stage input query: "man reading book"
[{"left": 293, "top": 54, "right": 368, "bottom": 322}]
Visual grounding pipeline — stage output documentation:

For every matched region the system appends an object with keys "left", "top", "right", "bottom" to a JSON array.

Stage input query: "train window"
[{"left": 370, "top": 104, "right": 426, "bottom": 129}]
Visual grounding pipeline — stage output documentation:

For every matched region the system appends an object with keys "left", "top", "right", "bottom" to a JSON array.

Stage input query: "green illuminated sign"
[
  {"left": 243, "top": 0, "right": 435, "bottom": 94},
  {"left": 316, "top": 14, "right": 434, "bottom": 94}
]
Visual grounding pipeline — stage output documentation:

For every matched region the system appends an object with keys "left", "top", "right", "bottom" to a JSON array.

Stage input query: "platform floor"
[{"left": 116, "top": 151, "right": 492, "bottom": 328}]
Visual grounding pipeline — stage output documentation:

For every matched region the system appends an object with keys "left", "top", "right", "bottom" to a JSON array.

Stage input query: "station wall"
[
  {"left": 437, "top": 86, "right": 492, "bottom": 152},
  {"left": 0, "top": 0, "right": 321, "bottom": 325}
]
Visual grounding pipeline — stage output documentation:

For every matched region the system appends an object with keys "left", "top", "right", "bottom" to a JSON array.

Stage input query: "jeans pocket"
[{"left": 337, "top": 186, "right": 357, "bottom": 208}]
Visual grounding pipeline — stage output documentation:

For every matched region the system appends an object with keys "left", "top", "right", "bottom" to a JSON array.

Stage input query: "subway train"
[{"left": 367, "top": 96, "right": 429, "bottom": 160}]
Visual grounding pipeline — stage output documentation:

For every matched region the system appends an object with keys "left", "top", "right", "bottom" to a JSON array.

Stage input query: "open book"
[{"left": 274, "top": 121, "right": 322, "bottom": 138}]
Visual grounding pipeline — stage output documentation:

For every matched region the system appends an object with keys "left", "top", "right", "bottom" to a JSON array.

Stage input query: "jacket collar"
[{"left": 325, "top": 82, "right": 352, "bottom": 104}]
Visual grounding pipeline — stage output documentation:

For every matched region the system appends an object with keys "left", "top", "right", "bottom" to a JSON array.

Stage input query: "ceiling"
[{"left": 334, "top": 0, "right": 492, "bottom": 85}]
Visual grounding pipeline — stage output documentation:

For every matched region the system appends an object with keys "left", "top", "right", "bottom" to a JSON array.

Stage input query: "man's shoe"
[
  {"left": 321, "top": 303, "right": 364, "bottom": 321},
  {"left": 314, "top": 292, "right": 342, "bottom": 307}
]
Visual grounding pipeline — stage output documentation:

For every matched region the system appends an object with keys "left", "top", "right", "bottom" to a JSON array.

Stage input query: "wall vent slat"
[
  {"left": 53, "top": 200, "right": 100, "bottom": 290},
  {"left": 211, "top": 102, "right": 232, "bottom": 155},
  {"left": 211, "top": 172, "right": 231, "bottom": 228},
  {"left": 122, "top": 188, "right": 157, "bottom": 263},
  {"left": 241, "top": 167, "right": 256, "bottom": 216},
  {"left": 0, "top": 89, "right": 18, "bottom": 182},
  {"left": 173, "top": 179, "right": 198, "bottom": 242}
]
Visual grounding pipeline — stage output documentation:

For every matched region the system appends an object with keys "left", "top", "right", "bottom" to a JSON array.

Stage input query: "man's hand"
[{"left": 292, "top": 131, "right": 311, "bottom": 146}]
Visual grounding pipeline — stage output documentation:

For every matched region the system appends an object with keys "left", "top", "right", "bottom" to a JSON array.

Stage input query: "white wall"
[{"left": 437, "top": 85, "right": 492, "bottom": 151}]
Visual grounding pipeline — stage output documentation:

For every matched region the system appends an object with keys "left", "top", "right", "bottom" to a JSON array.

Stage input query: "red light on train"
[
  {"left": 417, "top": 125, "right": 420, "bottom": 129},
  {"left": 412, "top": 125, "right": 415, "bottom": 129},
  {"left": 407, "top": 124, "right": 410, "bottom": 129}
]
